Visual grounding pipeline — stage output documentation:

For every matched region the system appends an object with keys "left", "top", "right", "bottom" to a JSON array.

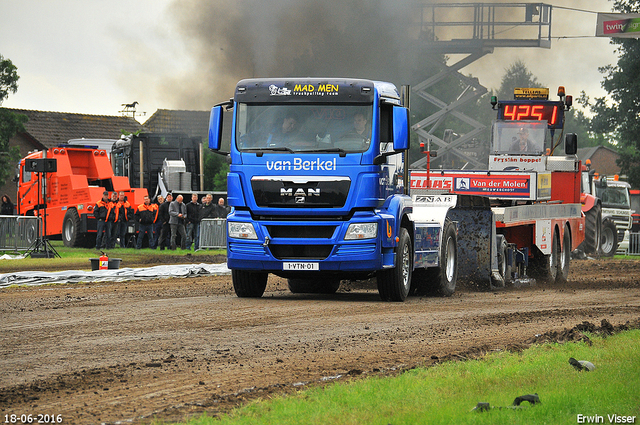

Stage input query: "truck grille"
[
  {"left": 266, "top": 225, "right": 336, "bottom": 239},
  {"left": 268, "top": 245, "right": 333, "bottom": 260}
]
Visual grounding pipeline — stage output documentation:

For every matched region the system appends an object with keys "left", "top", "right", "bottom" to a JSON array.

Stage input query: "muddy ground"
[{"left": 1, "top": 258, "right": 639, "bottom": 424}]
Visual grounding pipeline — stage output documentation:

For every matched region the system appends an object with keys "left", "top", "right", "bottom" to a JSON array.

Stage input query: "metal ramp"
[{"left": 410, "top": 3, "right": 553, "bottom": 170}]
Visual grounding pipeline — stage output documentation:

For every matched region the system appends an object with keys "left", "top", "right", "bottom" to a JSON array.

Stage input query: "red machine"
[
  {"left": 17, "top": 146, "right": 148, "bottom": 247},
  {"left": 411, "top": 87, "right": 585, "bottom": 286}
]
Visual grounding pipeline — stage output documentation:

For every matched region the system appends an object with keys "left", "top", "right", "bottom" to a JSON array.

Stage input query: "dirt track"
[{"left": 1, "top": 258, "right": 640, "bottom": 424}]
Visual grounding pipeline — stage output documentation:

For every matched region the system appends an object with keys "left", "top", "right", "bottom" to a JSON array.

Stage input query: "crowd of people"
[{"left": 94, "top": 191, "right": 230, "bottom": 250}]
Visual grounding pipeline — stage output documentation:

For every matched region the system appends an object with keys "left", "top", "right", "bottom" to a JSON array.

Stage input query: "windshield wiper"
[
  {"left": 298, "top": 148, "right": 348, "bottom": 156},
  {"left": 246, "top": 146, "right": 295, "bottom": 156}
]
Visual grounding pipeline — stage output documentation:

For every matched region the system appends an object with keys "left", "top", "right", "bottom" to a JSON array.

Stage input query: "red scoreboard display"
[{"left": 498, "top": 101, "right": 564, "bottom": 129}]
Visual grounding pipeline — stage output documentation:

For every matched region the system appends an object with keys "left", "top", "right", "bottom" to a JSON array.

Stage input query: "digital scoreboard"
[{"left": 497, "top": 100, "right": 565, "bottom": 130}]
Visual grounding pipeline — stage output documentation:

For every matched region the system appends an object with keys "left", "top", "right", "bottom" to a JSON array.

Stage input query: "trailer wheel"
[
  {"left": 432, "top": 219, "right": 458, "bottom": 296},
  {"left": 493, "top": 237, "right": 511, "bottom": 288},
  {"left": 579, "top": 203, "right": 601, "bottom": 255},
  {"left": 557, "top": 225, "right": 571, "bottom": 283},
  {"left": 62, "top": 208, "right": 82, "bottom": 247},
  {"left": 287, "top": 277, "right": 340, "bottom": 294},
  {"left": 377, "top": 227, "right": 412, "bottom": 302},
  {"left": 232, "top": 269, "right": 268, "bottom": 298},
  {"left": 600, "top": 219, "right": 618, "bottom": 257},
  {"left": 531, "top": 229, "right": 559, "bottom": 283}
]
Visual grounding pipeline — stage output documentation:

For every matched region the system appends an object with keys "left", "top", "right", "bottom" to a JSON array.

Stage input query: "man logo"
[{"left": 280, "top": 188, "right": 321, "bottom": 197}]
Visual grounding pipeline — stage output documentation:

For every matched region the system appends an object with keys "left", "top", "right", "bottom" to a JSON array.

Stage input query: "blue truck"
[
  {"left": 207, "top": 78, "right": 463, "bottom": 301},
  {"left": 208, "top": 79, "right": 584, "bottom": 301}
]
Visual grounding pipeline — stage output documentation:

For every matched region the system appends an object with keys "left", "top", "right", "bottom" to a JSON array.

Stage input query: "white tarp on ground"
[{"left": 0, "top": 263, "right": 230, "bottom": 288}]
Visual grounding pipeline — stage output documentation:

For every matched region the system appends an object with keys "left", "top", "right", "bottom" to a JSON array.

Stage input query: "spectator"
[
  {"left": 94, "top": 191, "right": 112, "bottom": 249},
  {"left": 153, "top": 195, "right": 165, "bottom": 248},
  {"left": 1, "top": 195, "right": 14, "bottom": 215},
  {"left": 104, "top": 192, "right": 118, "bottom": 248},
  {"left": 135, "top": 195, "right": 158, "bottom": 249},
  {"left": 114, "top": 191, "right": 133, "bottom": 248},
  {"left": 157, "top": 193, "right": 173, "bottom": 250},
  {"left": 169, "top": 194, "right": 188, "bottom": 250},
  {"left": 200, "top": 194, "right": 216, "bottom": 219},
  {"left": 185, "top": 193, "right": 201, "bottom": 250},
  {"left": 214, "top": 197, "right": 230, "bottom": 218}
]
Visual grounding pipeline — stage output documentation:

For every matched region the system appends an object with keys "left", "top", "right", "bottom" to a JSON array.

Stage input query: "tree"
[
  {"left": 587, "top": 0, "right": 640, "bottom": 186},
  {"left": 496, "top": 59, "right": 544, "bottom": 100},
  {"left": 0, "top": 55, "right": 27, "bottom": 188},
  {"left": 0, "top": 55, "right": 19, "bottom": 103}
]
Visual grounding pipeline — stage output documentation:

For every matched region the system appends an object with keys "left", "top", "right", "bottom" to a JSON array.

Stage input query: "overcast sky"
[{"left": 0, "top": 0, "right": 617, "bottom": 121}]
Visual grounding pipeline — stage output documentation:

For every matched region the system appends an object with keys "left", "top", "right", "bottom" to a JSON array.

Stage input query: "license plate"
[{"left": 283, "top": 262, "right": 319, "bottom": 271}]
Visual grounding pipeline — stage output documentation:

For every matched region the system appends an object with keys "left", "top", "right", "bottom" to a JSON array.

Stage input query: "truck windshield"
[
  {"left": 236, "top": 104, "right": 373, "bottom": 153},
  {"left": 491, "top": 120, "right": 547, "bottom": 155},
  {"left": 596, "top": 185, "right": 631, "bottom": 209}
]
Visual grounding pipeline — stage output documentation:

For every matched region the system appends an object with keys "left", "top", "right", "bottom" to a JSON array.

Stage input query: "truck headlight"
[
  {"left": 228, "top": 222, "right": 258, "bottom": 239},
  {"left": 344, "top": 223, "right": 377, "bottom": 240}
]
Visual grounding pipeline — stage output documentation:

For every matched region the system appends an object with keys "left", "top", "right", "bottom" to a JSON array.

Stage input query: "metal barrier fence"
[
  {"left": 627, "top": 232, "right": 640, "bottom": 255},
  {"left": 0, "top": 215, "right": 42, "bottom": 252},
  {"left": 199, "top": 218, "right": 227, "bottom": 249}
]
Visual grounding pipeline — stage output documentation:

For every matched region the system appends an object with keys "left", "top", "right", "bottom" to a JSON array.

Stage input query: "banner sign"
[{"left": 596, "top": 13, "right": 640, "bottom": 38}]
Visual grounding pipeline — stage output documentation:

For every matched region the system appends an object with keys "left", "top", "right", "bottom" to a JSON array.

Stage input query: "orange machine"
[{"left": 17, "top": 146, "right": 148, "bottom": 247}]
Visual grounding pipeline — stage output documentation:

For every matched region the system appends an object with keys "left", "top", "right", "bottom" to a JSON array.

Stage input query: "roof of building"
[
  {"left": 577, "top": 145, "right": 619, "bottom": 162},
  {"left": 143, "top": 109, "right": 210, "bottom": 139},
  {"left": 2, "top": 108, "right": 144, "bottom": 149}
]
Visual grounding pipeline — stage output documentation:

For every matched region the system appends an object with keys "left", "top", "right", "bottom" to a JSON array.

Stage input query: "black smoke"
[{"left": 165, "top": 0, "right": 427, "bottom": 108}]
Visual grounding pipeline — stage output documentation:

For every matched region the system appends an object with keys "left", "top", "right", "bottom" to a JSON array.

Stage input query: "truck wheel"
[
  {"left": 412, "top": 219, "right": 458, "bottom": 297},
  {"left": 232, "top": 269, "right": 268, "bottom": 298},
  {"left": 492, "top": 237, "right": 511, "bottom": 288},
  {"left": 580, "top": 203, "right": 601, "bottom": 255},
  {"left": 557, "top": 225, "right": 571, "bottom": 283},
  {"left": 377, "top": 227, "right": 412, "bottom": 302},
  {"left": 287, "top": 278, "right": 340, "bottom": 294},
  {"left": 62, "top": 208, "right": 82, "bottom": 247},
  {"left": 600, "top": 219, "right": 618, "bottom": 257},
  {"left": 431, "top": 219, "right": 458, "bottom": 296},
  {"left": 531, "top": 229, "right": 559, "bottom": 283}
]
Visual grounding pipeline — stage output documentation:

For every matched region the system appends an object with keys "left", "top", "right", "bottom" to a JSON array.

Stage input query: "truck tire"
[
  {"left": 431, "top": 219, "right": 458, "bottom": 296},
  {"left": 377, "top": 227, "right": 412, "bottom": 302},
  {"left": 62, "top": 208, "right": 82, "bottom": 248},
  {"left": 557, "top": 225, "right": 571, "bottom": 283},
  {"left": 531, "top": 229, "right": 559, "bottom": 283},
  {"left": 580, "top": 203, "right": 601, "bottom": 255},
  {"left": 600, "top": 219, "right": 618, "bottom": 257},
  {"left": 232, "top": 269, "right": 268, "bottom": 298},
  {"left": 287, "top": 278, "right": 340, "bottom": 294},
  {"left": 492, "top": 237, "right": 511, "bottom": 288},
  {"left": 412, "top": 219, "right": 458, "bottom": 296}
]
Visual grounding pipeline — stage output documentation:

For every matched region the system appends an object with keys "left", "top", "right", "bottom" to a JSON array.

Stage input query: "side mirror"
[
  {"left": 392, "top": 106, "right": 409, "bottom": 151},
  {"left": 564, "top": 133, "right": 577, "bottom": 155},
  {"left": 208, "top": 106, "right": 224, "bottom": 151}
]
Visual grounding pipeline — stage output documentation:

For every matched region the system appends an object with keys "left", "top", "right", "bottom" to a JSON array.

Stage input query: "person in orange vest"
[
  {"left": 94, "top": 191, "right": 112, "bottom": 250},
  {"left": 135, "top": 195, "right": 159, "bottom": 249},
  {"left": 105, "top": 191, "right": 118, "bottom": 249},
  {"left": 113, "top": 191, "right": 133, "bottom": 248}
]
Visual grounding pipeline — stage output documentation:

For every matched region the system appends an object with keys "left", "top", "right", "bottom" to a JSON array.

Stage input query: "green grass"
[
  {"left": 0, "top": 240, "right": 225, "bottom": 273},
  {"left": 177, "top": 331, "right": 640, "bottom": 425}
]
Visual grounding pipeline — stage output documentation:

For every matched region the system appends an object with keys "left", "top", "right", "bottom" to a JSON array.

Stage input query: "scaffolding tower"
[{"left": 411, "top": 3, "right": 553, "bottom": 169}]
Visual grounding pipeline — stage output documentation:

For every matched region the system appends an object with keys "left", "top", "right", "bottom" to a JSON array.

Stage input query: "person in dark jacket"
[
  {"left": 135, "top": 195, "right": 158, "bottom": 249},
  {"left": 156, "top": 193, "right": 173, "bottom": 250},
  {"left": 169, "top": 194, "right": 188, "bottom": 250},
  {"left": 1, "top": 195, "right": 14, "bottom": 215},
  {"left": 105, "top": 191, "right": 118, "bottom": 248},
  {"left": 214, "top": 197, "right": 230, "bottom": 218},
  {"left": 185, "top": 193, "right": 201, "bottom": 250},
  {"left": 113, "top": 191, "right": 133, "bottom": 248},
  {"left": 200, "top": 194, "right": 216, "bottom": 220},
  {"left": 94, "top": 191, "right": 112, "bottom": 249},
  {"left": 153, "top": 195, "right": 165, "bottom": 248}
]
